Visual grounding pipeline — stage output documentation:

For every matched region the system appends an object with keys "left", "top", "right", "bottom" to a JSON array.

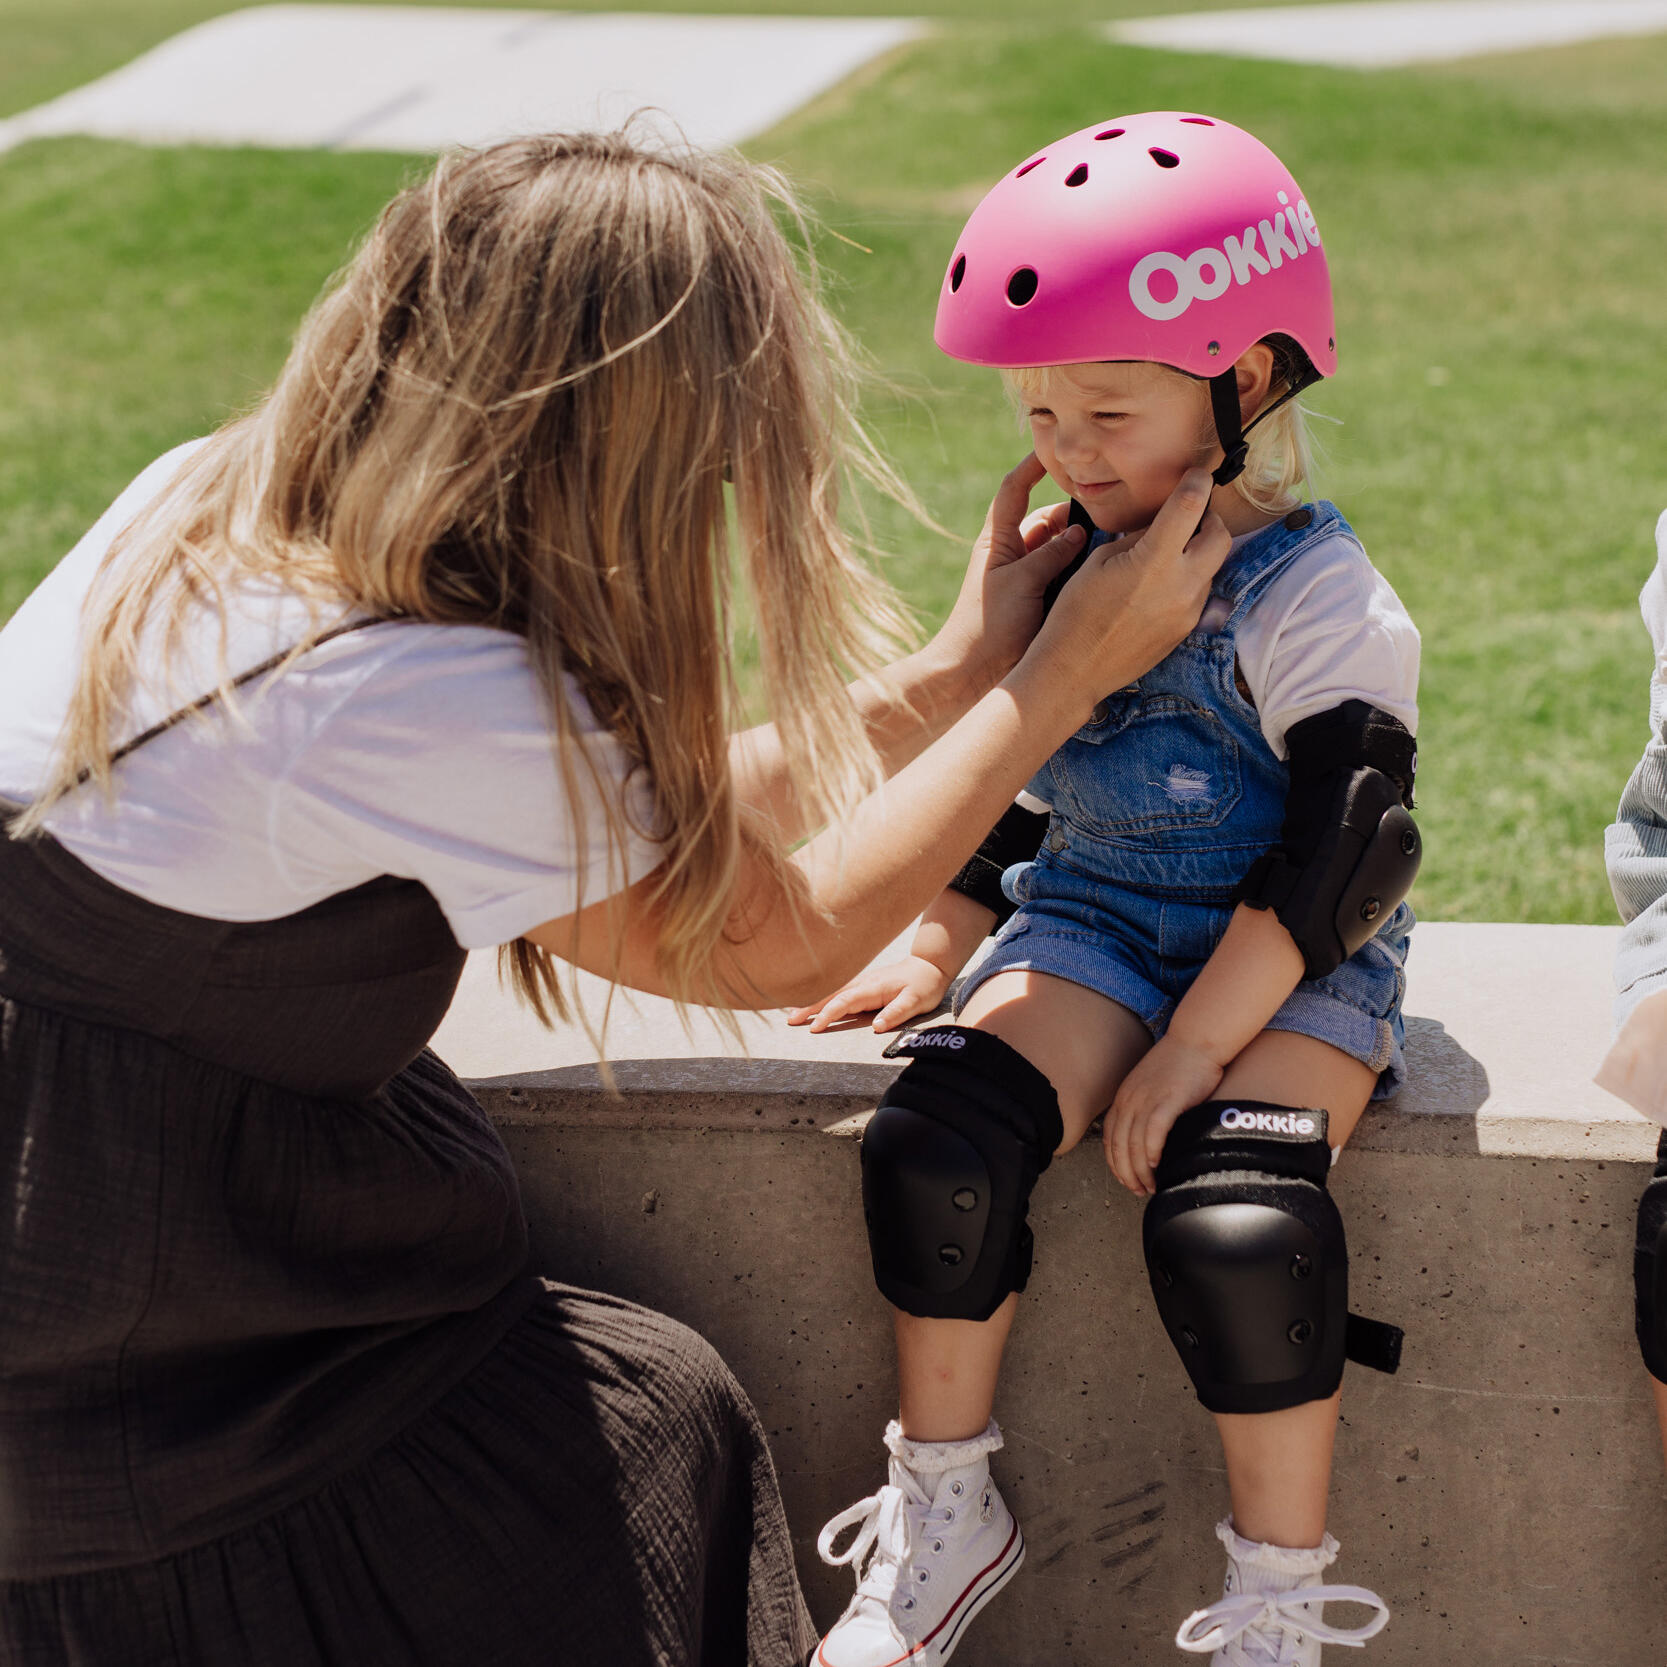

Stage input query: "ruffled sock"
[
  {"left": 1216, "top": 1516, "right": 1340, "bottom": 1593},
  {"left": 882, "top": 1417, "right": 1003, "bottom": 1475}
]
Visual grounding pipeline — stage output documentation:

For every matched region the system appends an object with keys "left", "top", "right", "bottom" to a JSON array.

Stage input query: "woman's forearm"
[
  {"left": 1165, "top": 903, "right": 1307, "bottom": 1068},
  {"left": 735, "top": 656, "right": 1091, "bottom": 1006},
  {"left": 728, "top": 639, "right": 989, "bottom": 843}
]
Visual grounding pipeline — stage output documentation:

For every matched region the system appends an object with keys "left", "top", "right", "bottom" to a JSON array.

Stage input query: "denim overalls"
[{"left": 955, "top": 501, "right": 1413, "bottom": 1097}]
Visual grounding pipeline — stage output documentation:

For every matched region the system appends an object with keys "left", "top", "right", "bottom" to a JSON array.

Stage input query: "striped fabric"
[{"left": 1606, "top": 512, "right": 1667, "bottom": 1026}]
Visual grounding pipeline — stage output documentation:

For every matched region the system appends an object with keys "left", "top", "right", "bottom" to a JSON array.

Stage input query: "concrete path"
[
  {"left": 1111, "top": 0, "right": 1667, "bottom": 69},
  {"left": 6, "top": 1, "right": 1667, "bottom": 160},
  {"left": 0, "top": 5, "right": 922, "bottom": 157}
]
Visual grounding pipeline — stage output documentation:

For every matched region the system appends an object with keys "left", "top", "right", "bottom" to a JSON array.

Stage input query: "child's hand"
[
  {"left": 1104, "top": 1035, "right": 1225, "bottom": 1197},
  {"left": 786, "top": 956, "right": 952, "bottom": 1034}
]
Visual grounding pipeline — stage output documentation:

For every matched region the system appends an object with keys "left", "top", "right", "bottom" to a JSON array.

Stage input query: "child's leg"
[
  {"left": 816, "top": 975, "right": 1153, "bottom": 1666},
  {"left": 893, "top": 969, "right": 1152, "bottom": 1440},
  {"left": 1204, "top": 1029, "right": 1377, "bottom": 1548}
]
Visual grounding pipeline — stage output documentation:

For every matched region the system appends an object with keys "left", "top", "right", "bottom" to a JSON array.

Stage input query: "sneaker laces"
[
  {"left": 1176, "top": 1585, "right": 1391, "bottom": 1660},
  {"left": 817, "top": 1465, "right": 942, "bottom": 1614}
]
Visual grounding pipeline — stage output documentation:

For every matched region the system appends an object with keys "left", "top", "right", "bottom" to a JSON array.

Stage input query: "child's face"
[{"left": 1022, "top": 362, "right": 1215, "bottom": 535}]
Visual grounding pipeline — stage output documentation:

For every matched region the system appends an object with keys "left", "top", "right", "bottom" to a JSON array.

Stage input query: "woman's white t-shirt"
[{"left": 0, "top": 444, "right": 665, "bottom": 950}]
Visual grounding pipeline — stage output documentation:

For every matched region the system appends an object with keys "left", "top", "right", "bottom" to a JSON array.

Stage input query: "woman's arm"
[
  {"left": 729, "top": 462, "right": 1078, "bottom": 843},
  {"left": 527, "top": 469, "right": 1226, "bottom": 1007}
]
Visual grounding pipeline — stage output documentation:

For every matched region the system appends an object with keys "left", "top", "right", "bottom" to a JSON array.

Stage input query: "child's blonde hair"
[
  {"left": 20, "top": 128, "right": 920, "bottom": 1029},
  {"left": 1003, "top": 335, "right": 1319, "bottom": 518}
]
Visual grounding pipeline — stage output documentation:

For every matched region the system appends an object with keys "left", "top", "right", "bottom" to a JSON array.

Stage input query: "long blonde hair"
[{"left": 22, "top": 128, "right": 918, "bottom": 1025}]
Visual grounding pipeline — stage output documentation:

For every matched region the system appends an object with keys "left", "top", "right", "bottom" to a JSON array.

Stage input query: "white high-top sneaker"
[
  {"left": 815, "top": 1419, "right": 1023, "bottom": 1667},
  {"left": 1174, "top": 1520, "right": 1390, "bottom": 1666}
]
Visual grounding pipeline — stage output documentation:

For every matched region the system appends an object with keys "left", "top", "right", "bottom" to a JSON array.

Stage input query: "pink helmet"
[{"left": 933, "top": 112, "right": 1335, "bottom": 383}]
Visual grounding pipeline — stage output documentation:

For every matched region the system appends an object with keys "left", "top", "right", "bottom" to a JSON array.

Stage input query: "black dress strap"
[{"left": 74, "top": 615, "right": 390, "bottom": 787}]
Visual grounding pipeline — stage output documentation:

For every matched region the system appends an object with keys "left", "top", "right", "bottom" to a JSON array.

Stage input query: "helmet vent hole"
[
  {"left": 1149, "top": 148, "right": 1180, "bottom": 169},
  {"left": 1180, "top": 117, "right": 1215, "bottom": 126},
  {"left": 1065, "top": 164, "right": 1088, "bottom": 187},
  {"left": 1015, "top": 156, "right": 1045, "bottom": 178},
  {"left": 1006, "top": 267, "right": 1039, "bottom": 307},
  {"left": 1094, "top": 127, "right": 1125, "bottom": 141},
  {"left": 950, "top": 254, "right": 966, "bottom": 292}
]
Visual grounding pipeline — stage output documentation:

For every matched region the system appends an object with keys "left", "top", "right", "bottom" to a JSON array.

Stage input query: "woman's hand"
[
  {"left": 926, "top": 454, "right": 1091, "bottom": 697},
  {"left": 1104, "top": 1034, "right": 1226, "bottom": 1197},
  {"left": 786, "top": 955, "right": 952, "bottom": 1033},
  {"left": 1018, "top": 467, "right": 1228, "bottom": 724}
]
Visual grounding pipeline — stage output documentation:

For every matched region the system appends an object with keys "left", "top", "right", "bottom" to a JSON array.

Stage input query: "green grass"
[{"left": 4, "top": 15, "right": 1667, "bottom": 923}]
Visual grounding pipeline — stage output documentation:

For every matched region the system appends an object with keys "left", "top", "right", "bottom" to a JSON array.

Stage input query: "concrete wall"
[{"left": 433, "top": 923, "right": 1667, "bottom": 1666}]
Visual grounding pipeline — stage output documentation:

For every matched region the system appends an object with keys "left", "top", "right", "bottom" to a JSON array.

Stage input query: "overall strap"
[
  {"left": 73, "top": 615, "right": 390, "bottom": 789},
  {"left": 1220, "top": 503, "right": 1346, "bottom": 635}
]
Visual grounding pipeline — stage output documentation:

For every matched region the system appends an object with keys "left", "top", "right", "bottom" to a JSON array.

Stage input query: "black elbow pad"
[
  {"left": 949, "top": 802, "right": 1050, "bottom": 928},
  {"left": 1235, "top": 701, "right": 1421, "bottom": 980}
]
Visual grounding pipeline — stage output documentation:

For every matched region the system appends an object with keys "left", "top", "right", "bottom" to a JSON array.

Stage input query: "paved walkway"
[
  {"left": 0, "top": 5, "right": 922, "bottom": 156},
  {"left": 1111, "top": 0, "right": 1667, "bottom": 68},
  {"left": 5, "top": 2, "right": 1667, "bottom": 160}
]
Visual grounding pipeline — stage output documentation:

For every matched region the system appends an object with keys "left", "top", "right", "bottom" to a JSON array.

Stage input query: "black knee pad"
[
  {"left": 1635, "top": 1133, "right": 1667, "bottom": 1380},
  {"left": 861, "top": 1025, "right": 1064, "bottom": 1322},
  {"left": 1143, "top": 1100, "right": 1401, "bottom": 1415}
]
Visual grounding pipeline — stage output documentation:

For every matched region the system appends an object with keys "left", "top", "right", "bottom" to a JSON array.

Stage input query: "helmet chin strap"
[
  {"left": 1208, "top": 363, "right": 1323, "bottom": 488},
  {"left": 1209, "top": 370, "right": 1251, "bottom": 487}
]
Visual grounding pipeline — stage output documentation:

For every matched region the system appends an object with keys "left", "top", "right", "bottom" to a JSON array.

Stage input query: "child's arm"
[
  {"left": 1105, "top": 904, "right": 1306, "bottom": 1195},
  {"left": 1106, "top": 535, "right": 1421, "bottom": 1195},
  {"left": 787, "top": 885, "right": 994, "bottom": 1032}
]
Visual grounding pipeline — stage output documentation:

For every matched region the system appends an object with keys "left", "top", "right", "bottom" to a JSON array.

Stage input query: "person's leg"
[
  {"left": 1204, "top": 1029, "right": 1376, "bottom": 1548},
  {"left": 892, "top": 969, "right": 1152, "bottom": 1440},
  {"left": 817, "top": 974, "right": 1152, "bottom": 1666}
]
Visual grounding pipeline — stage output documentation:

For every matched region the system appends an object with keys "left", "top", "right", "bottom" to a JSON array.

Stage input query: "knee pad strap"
[
  {"left": 861, "top": 1026, "right": 1063, "bottom": 1322},
  {"left": 1636, "top": 1133, "right": 1667, "bottom": 1380}
]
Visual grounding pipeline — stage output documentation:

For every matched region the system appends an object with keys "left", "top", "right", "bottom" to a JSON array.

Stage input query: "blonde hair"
[
  {"left": 1002, "top": 336, "right": 1320, "bottom": 517},
  {"left": 21, "top": 128, "right": 919, "bottom": 1029}
]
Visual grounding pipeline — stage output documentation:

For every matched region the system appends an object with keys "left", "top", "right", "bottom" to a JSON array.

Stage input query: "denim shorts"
[{"left": 954, "top": 884, "right": 1413, "bottom": 1100}]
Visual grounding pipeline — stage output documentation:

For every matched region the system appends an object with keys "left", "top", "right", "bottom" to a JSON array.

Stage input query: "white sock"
[{"left": 883, "top": 1417, "right": 1003, "bottom": 1475}]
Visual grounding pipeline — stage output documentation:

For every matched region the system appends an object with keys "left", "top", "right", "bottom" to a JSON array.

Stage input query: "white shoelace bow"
[
  {"left": 1176, "top": 1585, "right": 1391, "bottom": 1659},
  {"left": 817, "top": 1470, "right": 938, "bottom": 1611}
]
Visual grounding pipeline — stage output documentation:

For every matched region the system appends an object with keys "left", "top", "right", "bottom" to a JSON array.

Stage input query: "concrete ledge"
[
  {"left": 438, "top": 922, "right": 1652, "bottom": 1161},
  {"left": 432, "top": 923, "right": 1667, "bottom": 1666}
]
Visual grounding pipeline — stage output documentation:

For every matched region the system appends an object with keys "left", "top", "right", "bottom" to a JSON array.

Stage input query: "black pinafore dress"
[{"left": 0, "top": 638, "right": 815, "bottom": 1666}]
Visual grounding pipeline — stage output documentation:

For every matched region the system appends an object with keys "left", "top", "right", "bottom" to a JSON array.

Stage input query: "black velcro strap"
[
  {"left": 1345, "top": 1312, "right": 1403, "bottom": 1375},
  {"left": 1042, "top": 497, "right": 1099, "bottom": 618},
  {"left": 1154, "top": 1099, "right": 1333, "bottom": 1191},
  {"left": 1233, "top": 850, "right": 1300, "bottom": 913},
  {"left": 1209, "top": 370, "right": 1249, "bottom": 487},
  {"left": 881, "top": 1025, "right": 1063, "bottom": 1154},
  {"left": 949, "top": 803, "right": 1050, "bottom": 925},
  {"left": 1286, "top": 700, "right": 1417, "bottom": 810}
]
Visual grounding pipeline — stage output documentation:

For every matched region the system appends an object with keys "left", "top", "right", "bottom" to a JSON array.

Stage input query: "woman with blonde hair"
[{"left": 0, "top": 129, "right": 1224, "bottom": 1664}]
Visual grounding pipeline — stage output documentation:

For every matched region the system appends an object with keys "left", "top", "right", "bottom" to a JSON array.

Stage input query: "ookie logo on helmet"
[{"left": 1129, "top": 192, "right": 1322, "bottom": 323}]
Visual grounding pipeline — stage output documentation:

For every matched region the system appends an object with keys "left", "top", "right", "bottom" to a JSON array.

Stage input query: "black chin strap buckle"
[{"left": 1211, "top": 442, "right": 1249, "bottom": 487}]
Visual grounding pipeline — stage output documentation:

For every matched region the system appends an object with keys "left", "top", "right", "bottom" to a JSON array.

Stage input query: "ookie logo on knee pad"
[
  {"left": 1218, "top": 1105, "right": 1317, "bottom": 1136},
  {"left": 1129, "top": 192, "right": 1322, "bottom": 323},
  {"left": 900, "top": 1029, "right": 966, "bottom": 1050}
]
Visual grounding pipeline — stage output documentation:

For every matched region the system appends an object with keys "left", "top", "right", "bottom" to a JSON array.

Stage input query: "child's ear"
[{"left": 1235, "top": 343, "right": 1277, "bottom": 424}]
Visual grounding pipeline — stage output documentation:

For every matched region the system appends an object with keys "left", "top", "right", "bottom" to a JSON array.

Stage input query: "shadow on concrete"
[{"left": 1361, "top": 1012, "right": 1490, "bottom": 1156}]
